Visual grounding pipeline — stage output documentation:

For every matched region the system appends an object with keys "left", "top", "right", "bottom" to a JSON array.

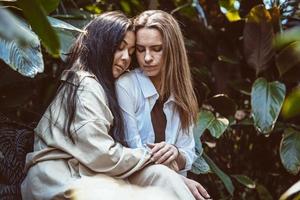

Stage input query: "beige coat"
[{"left": 21, "top": 70, "right": 152, "bottom": 199}]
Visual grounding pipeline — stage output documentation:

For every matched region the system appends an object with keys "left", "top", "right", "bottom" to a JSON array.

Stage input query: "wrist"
[{"left": 172, "top": 144, "right": 180, "bottom": 159}]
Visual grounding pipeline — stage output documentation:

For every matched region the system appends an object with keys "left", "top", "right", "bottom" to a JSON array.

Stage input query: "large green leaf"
[
  {"left": 280, "top": 128, "right": 300, "bottom": 175},
  {"left": 282, "top": 87, "right": 300, "bottom": 119},
  {"left": 0, "top": 8, "right": 36, "bottom": 45},
  {"left": 232, "top": 175, "right": 256, "bottom": 189},
  {"left": 47, "top": 16, "right": 84, "bottom": 60},
  {"left": 191, "top": 155, "right": 210, "bottom": 174},
  {"left": 244, "top": 5, "right": 274, "bottom": 75},
  {"left": 274, "top": 27, "right": 300, "bottom": 50},
  {"left": 40, "top": 0, "right": 60, "bottom": 14},
  {"left": 17, "top": 0, "right": 60, "bottom": 56},
  {"left": 0, "top": 8, "right": 43, "bottom": 77},
  {"left": 203, "top": 152, "right": 234, "bottom": 195},
  {"left": 275, "top": 41, "right": 300, "bottom": 77},
  {"left": 48, "top": 16, "right": 84, "bottom": 32},
  {"left": 194, "top": 110, "right": 229, "bottom": 142},
  {"left": 279, "top": 180, "right": 300, "bottom": 200},
  {"left": 251, "top": 78, "right": 286, "bottom": 134}
]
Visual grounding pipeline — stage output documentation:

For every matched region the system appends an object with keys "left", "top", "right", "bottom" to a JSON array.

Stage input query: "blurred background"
[{"left": 0, "top": 0, "right": 300, "bottom": 199}]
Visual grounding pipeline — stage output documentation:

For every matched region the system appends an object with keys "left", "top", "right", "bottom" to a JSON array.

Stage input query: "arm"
[
  {"left": 63, "top": 78, "right": 151, "bottom": 178},
  {"left": 175, "top": 125, "right": 197, "bottom": 173},
  {"left": 115, "top": 78, "right": 144, "bottom": 148}
]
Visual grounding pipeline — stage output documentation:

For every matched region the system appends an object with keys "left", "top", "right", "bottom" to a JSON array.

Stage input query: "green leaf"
[
  {"left": 244, "top": 5, "right": 274, "bottom": 75},
  {"left": 256, "top": 184, "right": 273, "bottom": 200},
  {"left": 232, "top": 175, "right": 256, "bottom": 189},
  {"left": 195, "top": 110, "right": 229, "bottom": 140},
  {"left": 279, "top": 180, "right": 300, "bottom": 200},
  {"left": 47, "top": 16, "right": 84, "bottom": 33},
  {"left": 0, "top": 9, "right": 43, "bottom": 77},
  {"left": 47, "top": 17, "right": 84, "bottom": 60},
  {"left": 17, "top": 0, "right": 60, "bottom": 56},
  {"left": 39, "top": 0, "right": 60, "bottom": 14},
  {"left": 282, "top": 87, "right": 300, "bottom": 119},
  {"left": 0, "top": 8, "right": 37, "bottom": 46},
  {"left": 206, "top": 94, "right": 237, "bottom": 117},
  {"left": 251, "top": 78, "right": 286, "bottom": 134},
  {"left": 120, "top": 0, "right": 131, "bottom": 14},
  {"left": 280, "top": 128, "right": 300, "bottom": 175},
  {"left": 191, "top": 156, "right": 211, "bottom": 174},
  {"left": 274, "top": 27, "right": 300, "bottom": 50},
  {"left": 203, "top": 152, "right": 234, "bottom": 195},
  {"left": 275, "top": 41, "right": 300, "bottom": 77},
  {"left": 219, "top": 0, "right": 241, "bottom": 22}
]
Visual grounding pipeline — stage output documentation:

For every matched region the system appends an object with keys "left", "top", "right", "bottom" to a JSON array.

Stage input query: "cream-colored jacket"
[{"left": 21, "top": 70, "right": 151, "bottom": 199}]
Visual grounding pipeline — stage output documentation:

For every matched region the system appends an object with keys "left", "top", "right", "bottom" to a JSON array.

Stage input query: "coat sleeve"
[
  {"left": 115, "top": 77, "right": 144, "bottom": 148},
  {"left": 62, "top": 77, "right": 151, "bottom": 178},
  {"left": 175, "top": 125, "right": 197, "bottom": 174}
]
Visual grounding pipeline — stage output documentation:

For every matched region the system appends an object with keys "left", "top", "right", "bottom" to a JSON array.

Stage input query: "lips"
[
  {"left": 143, "top": 65, "right": 157, "bottom": 70},
  {"left": 115, "top": 64, "right": 125, "bottom": 71}
]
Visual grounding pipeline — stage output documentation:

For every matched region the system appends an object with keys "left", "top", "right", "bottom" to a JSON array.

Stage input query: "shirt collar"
[
  {"left": 134, "top": 68, "right": 176, "bottom": 103},
  {"left": 135, "top": 68, "right": 158, "bottom": 99}
]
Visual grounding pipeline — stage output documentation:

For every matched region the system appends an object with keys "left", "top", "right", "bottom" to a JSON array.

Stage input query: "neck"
[{"left": 150, "top": 76, "right": 161, "bottom": 94}]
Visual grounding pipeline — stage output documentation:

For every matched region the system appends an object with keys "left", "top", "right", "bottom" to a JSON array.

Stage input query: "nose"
[
  {"left": 121, "top": 49, "right": 130, "bottom": 61},
  {"left": 144, "top": 50, "right": 153, "bottom": 64}
]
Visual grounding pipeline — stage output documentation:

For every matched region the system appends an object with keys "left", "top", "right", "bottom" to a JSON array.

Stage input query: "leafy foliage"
[{"left": 0, "top": 0, "right": 300, "bottom": 199}]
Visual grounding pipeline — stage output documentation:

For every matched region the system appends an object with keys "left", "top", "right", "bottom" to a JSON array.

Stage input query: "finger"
[
  {"left": 161, "top": 153, "right": 177, "bottom": 165},
  {"left": 151, "top": 142, "right": 166, "bottom": 154},
  {"left": 196, "top": 183, "right": 210, "bottom": 199},
  {"left": 152, "top": 145, "right": 170, "bottom": 161},
  {"left": 156, "top": 150, "right": 173, "bottom": 164},
  {"left": 191, "top": 188, "right": 205, "bottom": 200}
]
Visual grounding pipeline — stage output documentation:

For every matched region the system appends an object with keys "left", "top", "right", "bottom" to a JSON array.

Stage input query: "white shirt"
[{"left": 115, "top": 68, "right": 197, "bottom": 174}]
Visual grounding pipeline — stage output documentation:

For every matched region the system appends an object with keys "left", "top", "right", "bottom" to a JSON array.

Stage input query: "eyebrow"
[{"left": 136, "top": 44, "right": 162, "bottom": 47}]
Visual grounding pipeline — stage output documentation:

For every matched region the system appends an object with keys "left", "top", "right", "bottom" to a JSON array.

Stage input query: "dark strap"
[{"left": 151, "top": 99, "right": 167, "bottom": 143}]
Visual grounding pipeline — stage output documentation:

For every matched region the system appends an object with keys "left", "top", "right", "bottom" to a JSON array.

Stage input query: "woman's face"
[
  {"left": 136, "top": 28, "right": 164, "bottom": 79},
  {"left": 112, "top": 31, "right": 135, "bottom": 78}
]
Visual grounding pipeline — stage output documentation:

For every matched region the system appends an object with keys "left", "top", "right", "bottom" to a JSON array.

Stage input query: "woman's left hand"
[
  {"left": 147, "top": 142, "right": 179, "bottom": 165},
  {"left": 181, "top": 176, "right": 211, "bottom": 200}
]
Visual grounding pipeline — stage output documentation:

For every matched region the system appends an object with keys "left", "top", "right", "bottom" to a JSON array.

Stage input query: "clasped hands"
[{"left": 147, "top": 141, "right": 179, "bottom": 167}]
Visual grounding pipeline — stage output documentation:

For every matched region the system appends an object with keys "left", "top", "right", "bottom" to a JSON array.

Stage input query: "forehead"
[
  {"left": 123, "top": 31, "right": 135, "bottom": 45},
  {"left": 136, "top": 28, "right": 162, "bottom": 45}
]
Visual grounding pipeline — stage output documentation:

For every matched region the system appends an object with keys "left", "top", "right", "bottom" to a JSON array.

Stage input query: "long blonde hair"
[{"left": 134, "top": 10, "right": 199, "bottom": 131}]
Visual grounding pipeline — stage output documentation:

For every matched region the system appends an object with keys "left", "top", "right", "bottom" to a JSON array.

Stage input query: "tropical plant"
[{"left": 0, "top": 0, "right": 299, "bottom": 199}]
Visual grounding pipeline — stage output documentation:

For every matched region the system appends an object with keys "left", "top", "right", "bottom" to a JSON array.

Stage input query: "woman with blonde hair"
[{"left": 116, "top": 10, "right": 210, "bottom": 200}]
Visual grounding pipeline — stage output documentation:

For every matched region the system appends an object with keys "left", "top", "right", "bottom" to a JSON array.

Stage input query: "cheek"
[
  {"left": 136, "top": 52, "right": 144, "bottom": 63},
  {"left": 155, "top": 53, "right": 164, "bottom": 63}
]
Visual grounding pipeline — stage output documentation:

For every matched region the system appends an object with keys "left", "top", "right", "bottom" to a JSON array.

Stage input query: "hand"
[
  {"left": 166, "top": 160, "right": 179, "bottom": 172},
  {"left": 182, "top": 176, "right": 211, "bottom": 200},
  {"left": 147, "top": 142, "right": 179, "bottom": 165}
]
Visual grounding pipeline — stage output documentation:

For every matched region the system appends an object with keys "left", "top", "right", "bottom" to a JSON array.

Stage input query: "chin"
[{"left": 143, "top": 70, "right": 158, "bottom": 77}]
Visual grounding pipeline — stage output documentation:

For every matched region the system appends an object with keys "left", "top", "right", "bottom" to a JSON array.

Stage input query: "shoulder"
[
  {"left": 115, "top": 69, "right": 140, "bottom": 88},
  {"left": 60, "top": 70, "right": 108, "bottom": 105}
]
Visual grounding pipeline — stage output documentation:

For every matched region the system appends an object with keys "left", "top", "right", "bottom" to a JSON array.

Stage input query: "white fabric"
[{"left": 115, "top": 68, "right": 197, "bottom": 174}]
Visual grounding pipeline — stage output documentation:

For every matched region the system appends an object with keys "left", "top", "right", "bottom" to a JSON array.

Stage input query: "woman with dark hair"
[
  {"left": 116, "top": 10, "right": 210, "bottom": 200},
  {"left": 21, "top": 11, "right": 194, "bottom": 200}
]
